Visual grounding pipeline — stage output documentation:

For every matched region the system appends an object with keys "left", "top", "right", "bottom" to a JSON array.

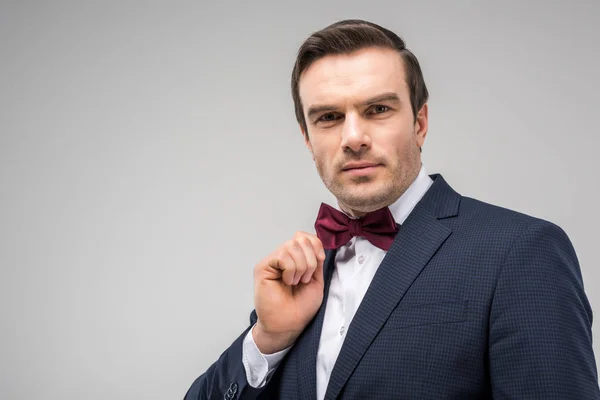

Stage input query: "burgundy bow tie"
[{"left": 314, "top": 203, "right": 399, "bottom": 251}]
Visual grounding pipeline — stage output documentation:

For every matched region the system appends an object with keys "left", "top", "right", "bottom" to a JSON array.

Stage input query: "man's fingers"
[
  {"left": 287, "top": 240, "right": 308, "bottom": 285},
  {"left": 268, "top": 251, "right": 296, "bottom": 286},
  {"left": 298, "top": 236, "right": 318, "bottom": 283},
  {"left": 262, "top": 232, "right": 326, "bottom": 286},
  {"left": 308, "top": 235, "right": 326, "bottom": 283}
]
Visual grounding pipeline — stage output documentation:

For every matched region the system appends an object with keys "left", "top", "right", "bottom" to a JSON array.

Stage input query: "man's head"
[{"left": 291, "top": 20, "right": 429, "bottom": 216}]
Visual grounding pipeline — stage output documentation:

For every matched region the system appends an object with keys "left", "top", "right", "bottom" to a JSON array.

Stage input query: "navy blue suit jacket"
[{"left": 185, "top": 174, "right": 599, "bottom": 399}]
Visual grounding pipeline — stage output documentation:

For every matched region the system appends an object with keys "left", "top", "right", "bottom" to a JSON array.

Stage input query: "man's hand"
[{"left": 253, "top": 231, "right": 326, "bottom": 354}]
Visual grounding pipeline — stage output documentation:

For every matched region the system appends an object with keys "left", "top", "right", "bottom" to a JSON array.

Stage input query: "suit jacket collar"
[{"left": 420, "top": 174, "right": 461, "bottom": 220}]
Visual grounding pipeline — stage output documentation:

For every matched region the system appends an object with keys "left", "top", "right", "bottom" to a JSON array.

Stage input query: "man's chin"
[{"left": 335, "top": 189, "right": 393, "bottom": 212}]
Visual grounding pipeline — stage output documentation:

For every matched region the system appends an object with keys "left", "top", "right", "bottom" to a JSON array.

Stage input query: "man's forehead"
[{"left": 298, "top": 48, "right": 407, "bottom": 105}]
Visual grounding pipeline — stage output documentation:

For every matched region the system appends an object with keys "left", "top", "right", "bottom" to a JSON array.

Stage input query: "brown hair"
[{"left": 291, "top": 19, "right": 429, "bottom": 138}]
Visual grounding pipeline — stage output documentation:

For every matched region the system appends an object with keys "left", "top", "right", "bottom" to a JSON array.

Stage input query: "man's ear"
[
  {"left": 414, "top": 103, "right": 428, "bottom": 149},
  {"left": 301, "top": 125, "right": 315, "bottom": 160}
]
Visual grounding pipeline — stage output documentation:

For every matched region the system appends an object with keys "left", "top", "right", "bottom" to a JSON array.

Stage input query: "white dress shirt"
[{"left": 242, "top": 165, "right": 434, "bottom": 399}]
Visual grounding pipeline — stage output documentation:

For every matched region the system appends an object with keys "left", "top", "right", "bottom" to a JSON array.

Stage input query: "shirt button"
[
  {"left": 357, "top": 255, "right": 365, "bottom": 264},
  {"left": 340, "top": 325, "right": 345, "bottom": 336}
]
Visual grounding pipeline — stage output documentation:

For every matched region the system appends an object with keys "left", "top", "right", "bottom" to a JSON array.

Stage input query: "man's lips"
[
  {"left": 341, "top": 162, "right": 382, "bottom": 176},
  {"left": 341, "top": 162, "right": 381, "bottom": 171}
]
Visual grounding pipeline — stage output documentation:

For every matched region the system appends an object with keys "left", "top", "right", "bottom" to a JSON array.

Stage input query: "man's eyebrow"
[
  {"left": 306, "top": 104, "right": 338, "bottom": 121},
  {"left": 360, "top": 92, "right": 401, "bottom": 106},
  {"left": 306, "top": 92, "right": 401, "bottom": 121}
]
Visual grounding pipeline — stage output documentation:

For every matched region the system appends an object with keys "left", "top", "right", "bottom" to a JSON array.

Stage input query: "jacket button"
[
  {"left": 229, "top": 382, "right": 237, "bottom": 395},
  {"left": 224, "top": 382, "right": 238, "bottom": 400}
]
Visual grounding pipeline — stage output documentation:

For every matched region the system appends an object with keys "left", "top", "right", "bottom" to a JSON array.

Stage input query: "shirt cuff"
[{"left": 242, "top": 324, "right": 292, "bottom": 388}]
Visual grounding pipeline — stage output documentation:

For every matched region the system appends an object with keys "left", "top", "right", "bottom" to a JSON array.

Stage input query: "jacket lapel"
[
  {"left": 323, "top": 174, "right": 459, "bottom": 400},
  {"left": 295, "top": 248, "right": 337, "bottom": 400}
]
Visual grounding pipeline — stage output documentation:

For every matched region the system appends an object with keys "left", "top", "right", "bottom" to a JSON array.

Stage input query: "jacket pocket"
[{"left": 386, "top": 300, "right": 468, "bottom": 329}]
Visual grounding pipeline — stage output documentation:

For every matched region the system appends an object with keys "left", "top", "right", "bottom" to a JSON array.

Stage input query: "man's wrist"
[{"left": 252, "top": 322, "right": 297, "bottom": 354}]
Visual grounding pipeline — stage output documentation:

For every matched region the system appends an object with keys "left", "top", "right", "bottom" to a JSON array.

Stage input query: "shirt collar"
[{"left": 387, "top": 164, "right": 433, "bottom": 225}]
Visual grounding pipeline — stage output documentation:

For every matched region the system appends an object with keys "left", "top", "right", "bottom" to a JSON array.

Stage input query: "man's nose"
[{"left": 340, "top": 112, "right": 371, "bottom": 153}]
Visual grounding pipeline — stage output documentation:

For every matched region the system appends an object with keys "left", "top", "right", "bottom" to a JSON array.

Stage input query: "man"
[{"left": 184, "top": 19, "right": 599, "bottom": 399}]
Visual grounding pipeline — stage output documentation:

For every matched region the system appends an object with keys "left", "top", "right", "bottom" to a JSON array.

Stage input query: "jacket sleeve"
[
  {"left": 488, "top": 220, "right": 600, "bottom": 399},
  {"left": 184, "top": 311, "right": 267, "bottom": 400}
]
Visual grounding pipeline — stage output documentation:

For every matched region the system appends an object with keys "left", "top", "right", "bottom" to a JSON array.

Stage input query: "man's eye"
[
  {"left": 319, "top": 113, "right": 338, "bottom": 122},
  {"left": 372, "top": 105, "right": 389, "bottom": 114}
]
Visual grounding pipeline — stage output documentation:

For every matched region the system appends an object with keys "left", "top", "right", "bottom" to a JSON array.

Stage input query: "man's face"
[{"left": 299, "top": 47, "right": 428, "bottom": 216}]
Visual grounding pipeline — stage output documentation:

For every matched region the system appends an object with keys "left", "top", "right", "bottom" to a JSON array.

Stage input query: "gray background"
[{"left": 1, "top": 0, "right": 598, "bottom": 398}]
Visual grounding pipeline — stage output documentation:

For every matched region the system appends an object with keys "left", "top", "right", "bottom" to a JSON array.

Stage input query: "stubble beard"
[{"left": 317, "top": 149, "right": 421, "bottom": 215}]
